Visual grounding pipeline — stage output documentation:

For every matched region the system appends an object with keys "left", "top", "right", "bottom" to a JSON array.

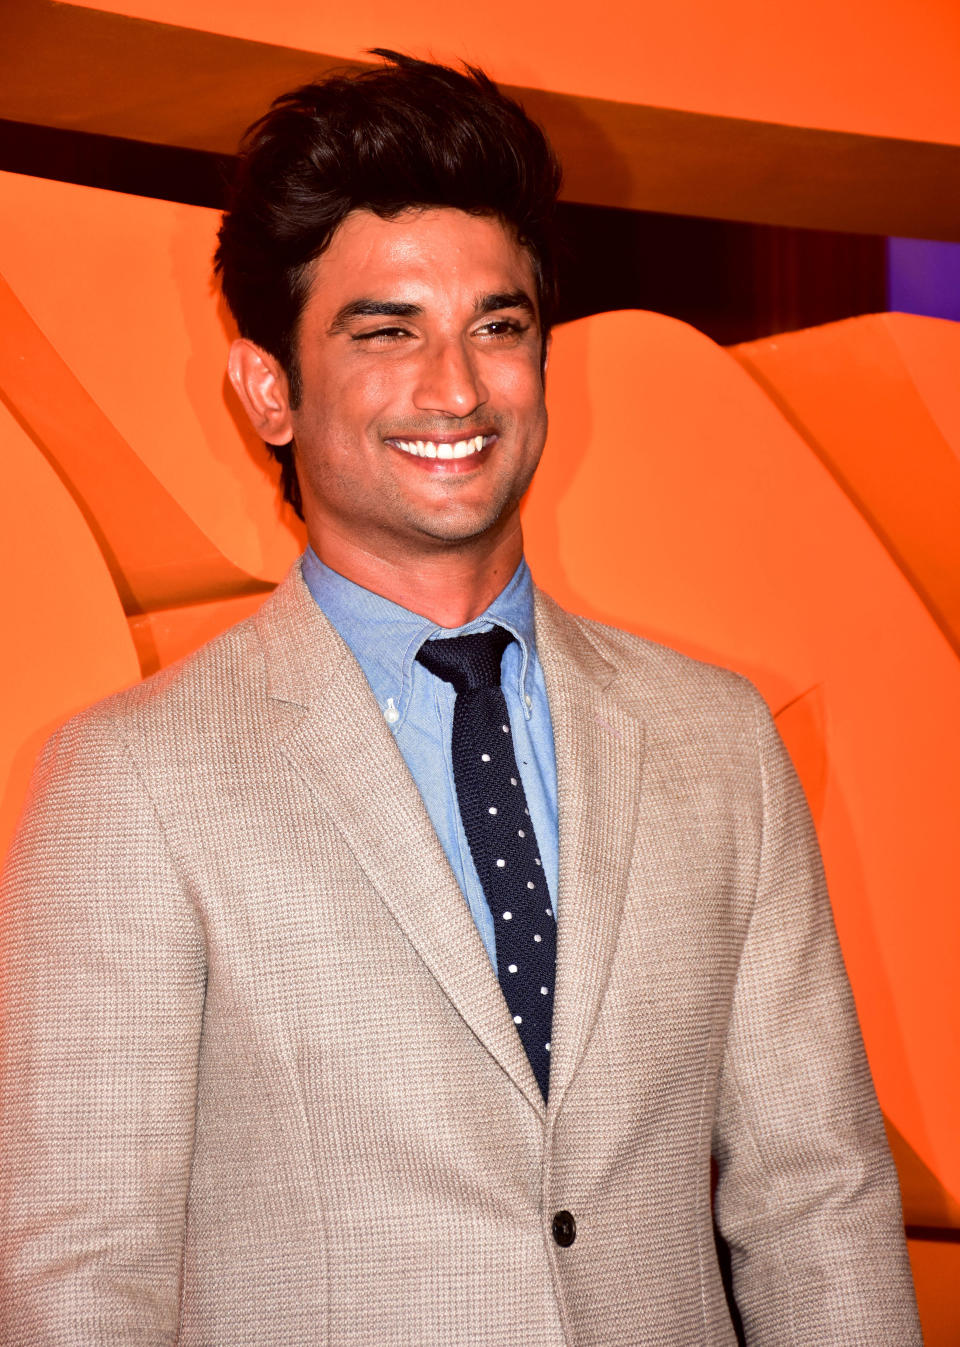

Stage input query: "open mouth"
[{"left": 386, "top": 433, "right": 496, "bottom": 461}]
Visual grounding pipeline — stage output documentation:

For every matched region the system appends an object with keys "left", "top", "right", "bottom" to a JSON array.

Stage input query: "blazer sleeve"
[
  {"left": 711, "top": 690, "right": 922, "bottom": 1346},
  {"left": 0, "top": 711, "right": 206, "bottom": 1346}
]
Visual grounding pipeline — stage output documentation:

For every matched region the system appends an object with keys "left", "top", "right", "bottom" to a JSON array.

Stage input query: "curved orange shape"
[
  {"left": 0, "top": 170, "right": 304, "bottom": 600},
  {"left": 526, "top": 309, "right": 960, "bottom": 1229},
  {"left": 0, "top": 272, "right": 273, "bottom": 614},
  {"left": 0, "top": 399, "right": 140, "bottom": 854},
  {"left": 732, "top": 313, "right": 960, "bottom": 656}
]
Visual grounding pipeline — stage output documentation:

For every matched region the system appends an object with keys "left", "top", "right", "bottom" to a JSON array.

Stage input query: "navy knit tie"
[{"left": 417, "top": 627, "right": 555, "bottom": 1099}]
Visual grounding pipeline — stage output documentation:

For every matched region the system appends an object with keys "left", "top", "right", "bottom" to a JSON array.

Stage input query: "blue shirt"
[{"left": 301, "top": 549, "right": 559, "bottom": 974}]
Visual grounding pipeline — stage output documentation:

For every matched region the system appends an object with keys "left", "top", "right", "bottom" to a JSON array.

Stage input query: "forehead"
[{"left": 304, "top": 207, "right": 537, "bottom": 315}]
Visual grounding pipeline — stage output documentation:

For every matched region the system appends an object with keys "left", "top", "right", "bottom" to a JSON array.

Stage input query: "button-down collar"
[{"left": 300, "top": 548, "right": 538, "bottom": 731}]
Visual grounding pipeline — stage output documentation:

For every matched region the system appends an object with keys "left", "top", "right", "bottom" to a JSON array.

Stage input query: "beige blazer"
[{"left": 0, "top": 565, "right": 920, "bottom": 1345}]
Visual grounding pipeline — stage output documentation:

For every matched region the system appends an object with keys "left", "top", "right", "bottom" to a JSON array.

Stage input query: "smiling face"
[{"left": 236, "top": 207, "right": 549, "bottom": 580}]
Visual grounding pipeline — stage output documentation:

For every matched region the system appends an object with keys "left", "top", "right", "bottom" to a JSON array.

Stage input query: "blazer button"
[{"left": 552, "top": 1210, "right": 577, "bottom": 1247}]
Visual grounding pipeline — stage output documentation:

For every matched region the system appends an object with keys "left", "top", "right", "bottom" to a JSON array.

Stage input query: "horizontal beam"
[
  {"left": 527, "top": 87, "right": 960, "bottom": 240},
  {"left": 4, "top": 0, "right": 959, "bottom": 239}
]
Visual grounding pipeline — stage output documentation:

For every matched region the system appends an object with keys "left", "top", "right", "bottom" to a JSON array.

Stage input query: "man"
[{"left": 0, "top": 51, "right": 921, "bottom": 1346}]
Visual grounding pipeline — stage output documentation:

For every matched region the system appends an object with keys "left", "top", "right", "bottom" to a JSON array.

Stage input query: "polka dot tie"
[{"left": 417, "top": 627, "right": 555, "bottom": 1099}]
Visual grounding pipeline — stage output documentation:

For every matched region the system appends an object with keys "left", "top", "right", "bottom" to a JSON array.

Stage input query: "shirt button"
[
  {"left": 383, "top": 702, "right": 399, "bottom": 725},
  {"left": 551, "top": 1210, "right": 576, "bottom": 1247},
  {"left": 524, "top": 694, "right": 532, "bottom": 708}
]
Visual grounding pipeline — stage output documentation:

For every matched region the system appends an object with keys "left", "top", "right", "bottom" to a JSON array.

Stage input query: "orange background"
[{"left": 2, "top": 2, "right": 959, "bottom": 1340}]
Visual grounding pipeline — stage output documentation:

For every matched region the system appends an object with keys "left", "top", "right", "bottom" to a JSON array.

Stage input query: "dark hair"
[{"left": 215, "top": 49, "right": 562, "bottom": 517}]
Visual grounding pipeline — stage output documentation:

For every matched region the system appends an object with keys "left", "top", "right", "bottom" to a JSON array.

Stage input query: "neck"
[{"left": 307, "top": 522, "right": 525, "bottom": 629}]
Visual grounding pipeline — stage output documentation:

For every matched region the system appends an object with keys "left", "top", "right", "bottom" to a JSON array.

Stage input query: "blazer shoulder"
[
  {"left": 536, "top": 589, "right": 764, "bottom": 720},
  {"left": 44, "top": 573, "right": 318, "bottom": 798},
  {"left": 63, "top": 562, "right": 331, "bottom": 742},
  {"left": 71, "top": 605, "right": 267, "bottom": 744}
]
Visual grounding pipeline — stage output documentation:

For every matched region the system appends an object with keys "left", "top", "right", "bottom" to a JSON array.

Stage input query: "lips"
[{"left": 386, "top": 433, "right": 495, "bottom": 461}]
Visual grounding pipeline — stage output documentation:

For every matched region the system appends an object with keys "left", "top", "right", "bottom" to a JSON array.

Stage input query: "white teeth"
[{"left": 392, "top": 434, "right": 487, "bottom": 459}]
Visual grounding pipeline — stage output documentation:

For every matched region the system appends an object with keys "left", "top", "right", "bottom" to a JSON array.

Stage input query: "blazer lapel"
[
  {"left": 533, "top": 592, "right": 646, "bottom": 1112},
  {"left": 256, "top": 568, "right": 545, "bottom": 1116}
]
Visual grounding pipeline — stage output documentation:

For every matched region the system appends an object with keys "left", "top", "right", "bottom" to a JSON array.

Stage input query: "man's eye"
[
  {"left": 352, "top": 326, "right": 411, "bottom": 343},
  {"left": 477, "top": 319, "right": 527, "bottom": 339}
]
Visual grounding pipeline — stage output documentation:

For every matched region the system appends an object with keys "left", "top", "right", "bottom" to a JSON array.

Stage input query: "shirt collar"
[{"left": 300, "top": 547, "right": 538, "bottom": 727}]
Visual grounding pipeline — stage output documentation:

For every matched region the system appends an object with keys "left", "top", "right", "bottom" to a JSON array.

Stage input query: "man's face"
[{"left": 284, "top": 207, "right": 548, "bottom": 563}]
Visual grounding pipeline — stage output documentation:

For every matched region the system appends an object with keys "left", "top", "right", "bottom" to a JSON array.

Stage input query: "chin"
[
  {"left": 412, "top": 501, "right": 518, "bottom": 547},
  {"left": 410, "top": 477, "right": 532, "bottom": 545}
]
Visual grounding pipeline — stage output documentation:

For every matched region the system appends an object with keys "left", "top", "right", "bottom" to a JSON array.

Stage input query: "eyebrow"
[
  {"left": 475, "top": 290, "right": 537, "bottom": 319},
  {"left": 327, "top": 300, "right": 423, "bottom": 335},
  {"left": 327, "top": 289, "right": 537, "bottom": 336}
]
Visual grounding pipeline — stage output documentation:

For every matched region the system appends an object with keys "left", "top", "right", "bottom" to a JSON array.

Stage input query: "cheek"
[
  {"left": 515, "top": 376, "right": 549, "bottom": 441},
  {"left": 490, "top": 358, "right": 546, "bottom": 421},
  {"left": 295, "top": 372, "right": 390, "bottom": 447},
  {"left": 332, "top": 367, "right": 402, "bottom": 431}
]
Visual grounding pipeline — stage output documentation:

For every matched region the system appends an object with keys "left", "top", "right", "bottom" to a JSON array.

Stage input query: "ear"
[
  {"left": 540, "top": 330, "right": 552, "bottom": 383},
  {"left": 227, "top": 338, "right": 294, "bottom": 445}
]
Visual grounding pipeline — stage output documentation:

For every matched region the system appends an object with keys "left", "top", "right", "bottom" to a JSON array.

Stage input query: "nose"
[{"left": 412, "top": 337, "right": 488, "bottom": 419}]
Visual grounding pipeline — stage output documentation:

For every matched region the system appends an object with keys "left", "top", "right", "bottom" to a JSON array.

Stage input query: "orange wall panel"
[
  {"left": 732, "top": 314, "right": 960, "bottom": 656},
  {"left": 0, "top": 399, "right": 140, "bottom": 854},
  {"left": 526, "top": 310, "right": 960, "bottom": 1229},
  {"left": 907, "top": 1237, "right": 960, "bottom": 1347},
  {"left": 0, "top": 171, "right": 303, "bottom": 591}
]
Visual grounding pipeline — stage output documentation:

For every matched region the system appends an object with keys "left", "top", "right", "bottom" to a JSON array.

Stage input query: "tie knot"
[{"left": 416, "top": 626, "right": 514, "bottom": 694}]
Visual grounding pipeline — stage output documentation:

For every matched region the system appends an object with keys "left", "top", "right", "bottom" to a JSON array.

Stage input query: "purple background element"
[{"left": 887, "top": 238, "right": 960, "bottom": 322}]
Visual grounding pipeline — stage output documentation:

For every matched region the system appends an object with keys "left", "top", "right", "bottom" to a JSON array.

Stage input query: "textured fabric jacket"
[{"left": 0, "top": 565, "right": 921, "bottom": 1345}]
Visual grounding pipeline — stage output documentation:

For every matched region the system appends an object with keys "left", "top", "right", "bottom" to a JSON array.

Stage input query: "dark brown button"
[{"left": 551, "top": 1210, "right": 576, "bottom": 1247}]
